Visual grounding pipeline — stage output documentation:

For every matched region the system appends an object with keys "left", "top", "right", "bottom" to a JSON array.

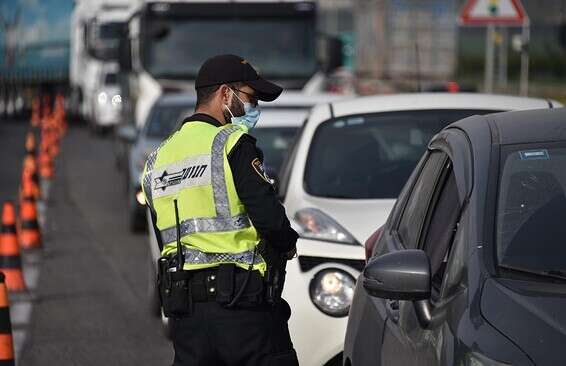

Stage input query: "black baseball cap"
[{"left": 195, "top": 54, "right": 283, "bottom": 102}]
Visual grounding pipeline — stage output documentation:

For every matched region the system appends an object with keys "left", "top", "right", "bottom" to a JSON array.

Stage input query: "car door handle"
[{"left": 386, "top": 299, "right": 400, "bottom": 323}]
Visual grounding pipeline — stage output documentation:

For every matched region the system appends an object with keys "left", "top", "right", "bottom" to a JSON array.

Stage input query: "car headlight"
[
  {"left": 97, "top": 92, "right": 108, "bottom": 105},
  {"left": 294, "top": 208, "right": 359, "bottom": 245},
  {"left": 309, "top": 268, "right": 355, "bottom": 317},
  {"left": 464, "top": 352, "right": 511, "bottom": 366},
  {"left": 136, "top": 189, "right": 146, "bottom": 206},
  {"left": 111, "top": 94, "right": 122, "bottom": 107}
]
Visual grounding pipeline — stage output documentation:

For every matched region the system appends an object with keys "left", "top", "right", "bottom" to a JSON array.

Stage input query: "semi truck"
[
  {"left": 69, "top": 0, "right": 132, "bottom": 122},
  {"left": 117, "top": 0, "right": 343, "bottom": 128}
]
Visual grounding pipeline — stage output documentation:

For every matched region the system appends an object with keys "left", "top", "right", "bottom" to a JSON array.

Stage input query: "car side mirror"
[
  {"left": 116, "top": 125, "right": 138, "bottom": 143},
  {"left": 119, "top": 37, "right": 132, "bottom": 72},
  {"left": 322, "top": 36, "right": 343, "bottom": 74},
  {"left": 363, "top": 249, "right": 431, "bottom": 301}
]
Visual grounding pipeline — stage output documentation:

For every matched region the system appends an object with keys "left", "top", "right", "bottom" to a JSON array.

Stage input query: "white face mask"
[{"left": 224, "top": 88, "right": 261, "bottom": 131}]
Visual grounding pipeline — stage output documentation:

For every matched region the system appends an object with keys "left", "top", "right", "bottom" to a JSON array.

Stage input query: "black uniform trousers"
[{"left": 171, "top": 300, "right": 299, "bottom": 366}]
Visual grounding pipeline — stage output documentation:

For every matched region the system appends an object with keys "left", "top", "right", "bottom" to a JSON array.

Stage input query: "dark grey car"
[{"left": 343, "top": 107, "right": 566, "bottom": 366}]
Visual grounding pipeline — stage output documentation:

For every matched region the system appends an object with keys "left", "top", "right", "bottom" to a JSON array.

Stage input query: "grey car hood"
[{"left": 481, "top": 278, "right": 566, "bottom": 365}]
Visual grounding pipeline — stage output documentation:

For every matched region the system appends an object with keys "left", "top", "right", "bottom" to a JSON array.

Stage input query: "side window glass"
[
  {"left": 397, "top": 151, "right": 447, "bottom": 249},
  {"left": 277, "top": 118, "right": 307, "bottom": 200},
  {"left": 422, "top": 163, "right": 461, "bottom": 296}
]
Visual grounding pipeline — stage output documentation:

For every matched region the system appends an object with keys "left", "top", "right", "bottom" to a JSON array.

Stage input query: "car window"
[
  {"left": 104, "top": 73, "right": 118, "bottom": 85},
  {"left": 277, "top": 119, "right": 307, "bottom": 200},
  {"left": 496, "top": 144, "right": 566, "bottom": 280},
  {"left": 304, "top": 109, "right": 496, "bottom": 199},
  {"left": 250, "top": 127, "right": 299, "bottom": 178},
  {"left": 397, "top": 151, "right": 447, "bottom": 249},
  {"left": 145, "top": 105, "right": 193, "bottom": 139},
  {"left": 421, "top": 162, "right": 461, "bottom": 294}
]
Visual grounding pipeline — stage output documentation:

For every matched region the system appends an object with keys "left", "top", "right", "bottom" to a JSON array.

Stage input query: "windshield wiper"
[{"left": 499, "top": 264, "right": 566, "bottom": 282}]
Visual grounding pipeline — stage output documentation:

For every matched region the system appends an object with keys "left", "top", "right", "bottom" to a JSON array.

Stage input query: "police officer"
[{"left": 141, "top": 54, "right": 300, "bottom": 366}]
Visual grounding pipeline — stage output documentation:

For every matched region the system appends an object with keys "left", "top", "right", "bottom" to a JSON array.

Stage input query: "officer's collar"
[{"left": 182, "top": 113, "right": 224, "bottom": 128}]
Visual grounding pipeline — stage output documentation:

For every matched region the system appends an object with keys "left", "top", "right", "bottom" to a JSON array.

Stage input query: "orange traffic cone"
[
  {"left": 19, "top": 180, "right": 42, "bottom": 249},
  {"left": 0, "top": 273, "right": 15, "bottom": 366},
  {"left": 25, "top": 132, "right": 36, "bottom": 155},
  {"left": 31, "top": 96, "right": 41, "bottom": 128},
  {"left": 0, "top": 203, "right": 26, "bottom": 291},
  {"left": 22, "top": 156, "right": 40, "bottom": 201},
  {"left": 38, "top": 145, "right": 54, "bottom": 180}
]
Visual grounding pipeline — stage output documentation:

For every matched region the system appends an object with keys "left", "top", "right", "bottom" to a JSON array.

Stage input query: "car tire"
[
  {"left": 128, "top": 184, "right": 146, "bottom": 232},
  {"left": 129, "top": 207, "right": 146, "bottom": 232},
  {"left": 162, "top": 313, "right": 172, "bottom": 339},
  {"left": 147, "top": 257, "right": 161, "bottom": 317}
]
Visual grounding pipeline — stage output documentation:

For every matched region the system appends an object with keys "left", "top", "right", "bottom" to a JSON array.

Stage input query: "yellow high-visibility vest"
[{"left": 141, "top": 121, "right": 265, "bottom": 274}]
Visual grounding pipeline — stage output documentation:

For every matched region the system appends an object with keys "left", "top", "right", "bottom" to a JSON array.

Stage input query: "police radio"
[{"left": 157, "top": 198, "right": 193, "bottom": 317}]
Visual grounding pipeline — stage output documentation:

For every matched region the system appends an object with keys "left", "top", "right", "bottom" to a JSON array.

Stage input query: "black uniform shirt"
[{"left": 150, "top": 113, "right": 298, "bottom": 253}]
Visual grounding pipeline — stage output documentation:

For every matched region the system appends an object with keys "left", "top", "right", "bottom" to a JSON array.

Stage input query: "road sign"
[{"left": 459, "top": 0, "right": 527, "bottom": 26}]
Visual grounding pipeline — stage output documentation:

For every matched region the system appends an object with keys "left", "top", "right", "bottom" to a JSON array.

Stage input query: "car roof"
[
  {"left": 260, "top": 92, "right": 346, "bottom": 128},
  {"left": 269, "top": 91, "right": 347, "bottom": 108},
  {"left": 157, "top": 91, "right": 346, "bottom": 108},
  {"left": 156, "top": 93, "right": 197, "bottom": 107},
  {"left": 330, "top": 93, "right": 558, "bottom": 118},
  {"left": 486, "top": 108, "right": 566, "bottom": 145},
  {"left": 154, "top": 91, "right": 347, "bottom": 128}
]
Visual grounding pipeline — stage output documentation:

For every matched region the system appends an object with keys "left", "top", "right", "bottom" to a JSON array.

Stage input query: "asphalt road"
[{"left": 0, "top": 120, "right": 173, "bottom": 365}]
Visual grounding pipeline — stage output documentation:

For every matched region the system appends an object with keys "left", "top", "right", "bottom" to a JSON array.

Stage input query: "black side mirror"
[
  {"left": 119, "top": 36, "right": 132, "bottom": 72},
  {"left": 116, "top": 125, "right": 138, "bottom": 143},
  {"left": 363, "top": 250, "right": 431, "bottom": 301},
  {"left": 150, "top": 24, "right": 170, "bottom": 40},
  {"left": 322, "top": 36, "right": 343, "bottom": 74}
]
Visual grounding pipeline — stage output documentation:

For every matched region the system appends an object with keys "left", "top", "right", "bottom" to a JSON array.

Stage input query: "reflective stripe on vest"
[
  {"left": 144, "top": 126, "right": 261, "bottom": 267},
  {"left": 181, "top": 246, "right": 262, "bottom": 267}
]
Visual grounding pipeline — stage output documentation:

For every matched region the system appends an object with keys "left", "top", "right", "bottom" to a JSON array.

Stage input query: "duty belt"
[
  {"left": 174, "top": 247, "right": 265, "bottom": 268},
  {"left": 170, "top": 267, "right": 264, "bottom": 304}
]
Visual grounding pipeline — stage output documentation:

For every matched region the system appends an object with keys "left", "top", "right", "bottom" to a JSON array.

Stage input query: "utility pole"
[
  {"left": 485, "top": 24, "right": 495, "bottom": 93},
  {"left": 497, "top": 27, "right": 508, "bottom": 89},
  {"left": 519, "top": 18, "right": 530, "bottom": 96}
]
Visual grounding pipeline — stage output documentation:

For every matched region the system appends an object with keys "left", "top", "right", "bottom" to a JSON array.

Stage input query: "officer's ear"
[{"left": 219, "top": 84, "right": 232, "bottom": 105}]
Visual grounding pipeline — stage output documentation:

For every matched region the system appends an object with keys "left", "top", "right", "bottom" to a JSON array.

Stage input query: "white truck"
[
  {"left": 117, "top": 0, "right": 344, "bottom": 129},
  {"left": 69, "top": 0, "right": 132, "bottom": 122}
]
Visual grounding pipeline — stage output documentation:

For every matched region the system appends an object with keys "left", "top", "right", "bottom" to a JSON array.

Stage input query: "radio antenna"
[{"left": 173, "top": 199, "right": 184, "bottom": 271}]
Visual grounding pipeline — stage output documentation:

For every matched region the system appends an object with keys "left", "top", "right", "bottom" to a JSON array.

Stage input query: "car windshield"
[
  {"left": 145, "top": 105, "right": 194, "bottom": 139},
  {"left": 496, "top": 144, "right": 566, "bottom": 277},
  {"left": 98, "top": 22, "right": 122, "bottom": 39},
  {"left": 104, "top": 73, "right": 117, "bottom": 85},
  {"left": 251, "top": 127, "right": 299, "bottom": 177},
  {"left": 144, "top": 18, "right": 316, "bottom": 79},
  {"left": 305, "top": 109, "right": 494, "bottom": 199}
]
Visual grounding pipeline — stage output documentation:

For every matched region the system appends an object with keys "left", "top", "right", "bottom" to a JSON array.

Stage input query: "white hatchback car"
[{"left": 279, "top": 93, "right": 562, "bottom": 366}]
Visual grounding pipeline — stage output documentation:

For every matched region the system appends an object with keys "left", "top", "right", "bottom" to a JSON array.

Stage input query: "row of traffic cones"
[{"left": 0, "top": 93, "right": 68, "bottom": 364}]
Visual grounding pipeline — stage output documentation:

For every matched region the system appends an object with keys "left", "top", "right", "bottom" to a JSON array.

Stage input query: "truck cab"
[
  {"left": 69, "top": 1, "right": 132, "bottom": 122},
  {"left": 118, "top": 0, "right": 343, "bottom": 129}
]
